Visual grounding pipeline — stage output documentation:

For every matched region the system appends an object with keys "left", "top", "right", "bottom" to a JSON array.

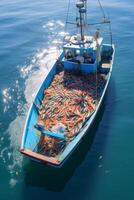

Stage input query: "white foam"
[
  {"left": 58, "top": 31, "right": 67, "bottom": 37},
  {"left": 0, "top": 147, "right": 8, "bottom": 159},
  {"left": 20, "top": 64, "right": 33, "bottom": 79},
  {"left": 43, "top": 20, "right": 64, "bottom": 29},
  {"left": 9, "top": 178, "right": 18, "bottom": 188},
  {"left": 3, "top": 89, "right": 8, "bottom": 98},
  {"left": 56, "top": 20, "right": 65, "bottom": 27},
  {"left": 7, "top": 115, "right": 24, "bottom": 173},
  {"left": 52, "top": 39, "right": 62, "bottom": 45},
  {"left": 2, "top": 88, "right": 12, "bottom": 105},
  {"left": 24, "top": 47, "right": 59, "bottom": 104}
]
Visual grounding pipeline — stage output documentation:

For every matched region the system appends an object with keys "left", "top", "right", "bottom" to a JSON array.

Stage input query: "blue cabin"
[{"left": 62, "top": 35, "right": 103, "bottom": 73}]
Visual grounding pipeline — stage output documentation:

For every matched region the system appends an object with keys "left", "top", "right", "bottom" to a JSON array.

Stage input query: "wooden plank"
[{"left": 20, "top": 148, "right": 60, "bottom": 165}]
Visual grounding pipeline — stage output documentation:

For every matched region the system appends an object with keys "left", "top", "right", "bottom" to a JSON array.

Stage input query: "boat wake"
[
  {"left": 0, "top": 19, "right": 65, "bottom": 186},
  {"left": 7, "top": 48, "right": 59, "bottom": 183}
]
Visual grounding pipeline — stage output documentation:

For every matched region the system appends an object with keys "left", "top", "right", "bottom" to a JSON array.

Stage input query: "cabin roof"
[{"left": 63, "top": 36, "right": 103, "bottom": 51}]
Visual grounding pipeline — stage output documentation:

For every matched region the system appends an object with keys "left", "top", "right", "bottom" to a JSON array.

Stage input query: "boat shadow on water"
[{"left": 23, "top": 79, "right": 116, "bottom": 192}]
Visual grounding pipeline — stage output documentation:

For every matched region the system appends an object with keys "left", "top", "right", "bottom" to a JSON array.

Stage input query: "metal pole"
[{"left": 79, "top": 9, "right": 84, "bottom": 41}]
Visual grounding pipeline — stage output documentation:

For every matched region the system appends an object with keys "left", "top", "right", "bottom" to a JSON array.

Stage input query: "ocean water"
[{"left": 0, "top": 0, "right": 134, "bottom": 199}]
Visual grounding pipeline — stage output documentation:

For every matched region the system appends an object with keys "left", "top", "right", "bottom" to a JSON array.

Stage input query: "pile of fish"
[{"left": 36, "top": 70, "right": 106, "bottom": 156}]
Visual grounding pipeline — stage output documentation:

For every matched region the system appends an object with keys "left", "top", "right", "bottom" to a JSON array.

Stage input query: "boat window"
[
  {"left": 74, "top": 49, "right": 80, "bottom": 56},
  {"left": 64, "top": 49, "right": 74, "bottom": 59}
]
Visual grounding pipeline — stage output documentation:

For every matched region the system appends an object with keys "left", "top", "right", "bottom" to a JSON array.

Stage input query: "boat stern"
[{"left": 20, "top": 148, "right": 61, "bottom": 166}]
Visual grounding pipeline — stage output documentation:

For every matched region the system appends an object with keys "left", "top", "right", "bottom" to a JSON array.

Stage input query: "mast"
[{"left": 76, "top": 0, "right": 87, "bottom": 41}]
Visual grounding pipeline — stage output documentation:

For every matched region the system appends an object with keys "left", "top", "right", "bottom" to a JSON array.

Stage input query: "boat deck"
[{"left": 35, "top": 69, "right": 107, "bottom": 157}]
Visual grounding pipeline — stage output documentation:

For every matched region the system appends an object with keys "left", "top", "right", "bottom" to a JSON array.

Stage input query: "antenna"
[{"left": 76, "top": 0, "right": 87, "bottom": 41}]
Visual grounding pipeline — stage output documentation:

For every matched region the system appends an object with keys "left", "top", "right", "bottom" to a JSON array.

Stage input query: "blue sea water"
[{"left": 0, "top": 0, "right": 134, "bottom": 199}]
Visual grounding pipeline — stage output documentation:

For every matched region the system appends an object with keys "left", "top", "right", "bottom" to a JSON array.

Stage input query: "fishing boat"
[{"left": 20, "top": 0, "right": 115, "bottom": 167}]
